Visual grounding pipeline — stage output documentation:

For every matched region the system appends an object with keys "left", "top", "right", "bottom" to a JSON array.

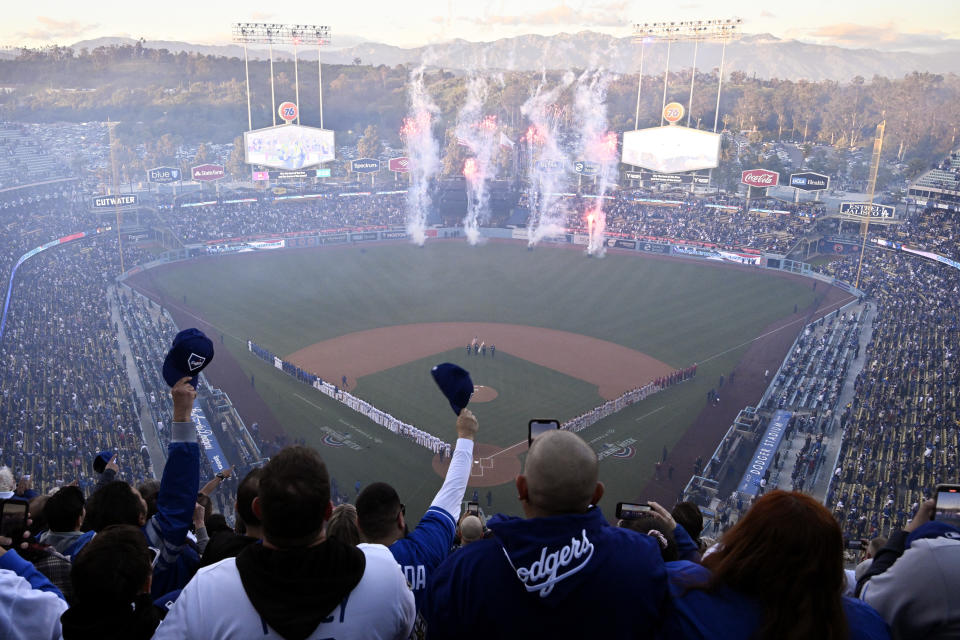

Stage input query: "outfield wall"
[{"left": 118, "top": 225, "right": 861, "bottom": 300}]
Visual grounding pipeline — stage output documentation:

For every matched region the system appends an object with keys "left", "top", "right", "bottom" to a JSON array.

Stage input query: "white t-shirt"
[{"left": 154, "top": 544, "right": 414, "bottom": 640}]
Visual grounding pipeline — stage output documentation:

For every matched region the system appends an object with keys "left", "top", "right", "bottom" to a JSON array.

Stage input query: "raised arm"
[{"left": 429, "top": 409, "right": 478, "bottom": 519}]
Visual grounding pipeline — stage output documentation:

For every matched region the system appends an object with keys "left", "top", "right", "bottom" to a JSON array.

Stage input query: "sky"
[{"left": 3, "top": 0, "right": 960, "bottom": 53}]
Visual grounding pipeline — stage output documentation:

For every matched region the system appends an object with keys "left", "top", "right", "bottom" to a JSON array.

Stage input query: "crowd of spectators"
[
  {"left": 0, "top": 123, "right": 71, "bottom": 186},
  {"left": 3, "top": 131, "right": 960, "bottom": 637},
  {"left": 538, "top": 192, "right": 822, "bottom": 254},
  {"left": 0, "top": 234, "right": 154, "bottom": 492},
  {"left": 820, "top": 246, "right": 959, "bottom": 542},
  {"left": 163, "top": 193, "right": 407, "bottom": 244}
]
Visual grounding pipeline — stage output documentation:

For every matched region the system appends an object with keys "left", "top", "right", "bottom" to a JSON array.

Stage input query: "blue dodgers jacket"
[
  {"left": 661, "top": 561, "right": 890, "bottom": 640},
  {"left": 425, "top": 506, "right": 668, "bottom": 639},
  {"left": 143, "top": 420, "right": 201, "bottom": 599}
]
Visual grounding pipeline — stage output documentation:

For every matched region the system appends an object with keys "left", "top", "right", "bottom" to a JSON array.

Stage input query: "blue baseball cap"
[
  {"left": 162, "top": 328, "right": 214, "bottom": 388},
  {"left": 93, "top": 450, "right": 114, "bottom": 473},
  {"left": 431, "top": 363, "right": 473, "bottom": 416}
]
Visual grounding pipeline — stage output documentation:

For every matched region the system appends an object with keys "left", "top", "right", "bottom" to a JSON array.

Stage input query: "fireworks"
[
  {"left": 399, "top": 113, "right": 431, "bottom": 139},
  {"left": 588, "top": 131, "right": 619, "bottom": 162},
  {"left": 522, "top": 124, "right": 548, "bottom": 146},
  {"left": 463, "top": 157, "right": 480, "bottom": 182},
  {"left": 472, "top": 115, "right": 498, "bottom": 133}
]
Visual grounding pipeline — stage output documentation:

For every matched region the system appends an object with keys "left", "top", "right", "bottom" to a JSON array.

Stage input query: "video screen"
[
  {"left": 622, "top": 126, "right": 721, "bottom": 174},
  {"left": 936, "top": 488, "right": 960, "bottom": 530},
  {"left": 244, "top": 125, "right": 335, "bottom": 170}
]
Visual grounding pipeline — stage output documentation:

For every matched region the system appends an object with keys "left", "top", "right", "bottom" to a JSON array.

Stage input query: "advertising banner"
[
  {"left": 626, "top": 171, "right": 710, "bottom": 185},
  {"left": 191, "top": 164, "right": 225, "bottom": 182},
  {"left": 388, "top": 157, "right": 411, "bottom": 173},
  {"left": 741, "top": 169, "right": 779, "bottom": 188},
  {"left": 92, "top": 194, "right": 139, "bottom": 209},
  {"left": 573, "top": 160, "right": 600, "bottom": 175},
  {"left": 738, "top": 410, "right": 792, "bottom": 496},
  {"left": 147, "top": 167, "right": 181, "bottom": 183},
  {"left": 191, "top": 406, "right": 230, "bottom": 474},
  {"left": 351, "top": 159, "right": 380, "bottom": 173},
  {"left": 320, "top": 234, "right": 348, "bottom": 244},
  {"left": 534, "top": 159, "right": 565, "bottom": 174},
  {"left": 611, "top": 239, "right": 637, "bottom": 250},
  {"left": 315, "top": 168, "right": 332, "bottom": 178},
  {"left": 380, "top": 230, "right": 408, "bottom": 240},
  {"left": 269, "top": 170, "right": 312, "bottom": 180},
  {"left": 818, "top": 238, "right": 864, "bottom": 255},
  {"left": 252, "top": 171, "right": 269, "bottom": 181},
  {"left": 244, "top": 124, "right": 335, "bottom": 170},
  {"left": 285, "top": 236, "right": 319, "bottom": 249},
  {"left": 636, "top": 241, "right": 671, "bottom": 254},
  {"left": 839, "top": 202, "right": 896, "bottom": 218},
  {"left": 789, "top": 172, "right": 829, "bottom": 191},
  {"left": 351, "top": 232, "right": 378, "bottom": 241},
  {"left": 573, "top": 234, "right": 589, "bottom": 245},
  {"left": 672, "top": 244, "right": 720, "bottom": 259}
]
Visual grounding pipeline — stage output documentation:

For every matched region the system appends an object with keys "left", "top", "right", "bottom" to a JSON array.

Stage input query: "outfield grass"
[{"left": 144, "top": 241, "right": 817, "bottom": 517}]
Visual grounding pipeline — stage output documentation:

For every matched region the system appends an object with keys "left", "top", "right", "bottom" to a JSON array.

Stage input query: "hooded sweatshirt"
[
  {"left": 153, "top": 540, "right": 414, "bottom": 640},
  {"left": 859, "top": 522, "right": 960, "bottom": 639},
  {"left": 425, "top": 506, "right": 667, "bottom": 639},
  {"left": 59, "top": 594, "right": 163, "bottom": 640}
]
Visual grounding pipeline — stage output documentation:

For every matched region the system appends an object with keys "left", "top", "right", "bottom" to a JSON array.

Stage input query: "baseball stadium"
[
  {"left": 2, "top": 8, "right": 960, "bottom": 637},
  {"left": 127, "top": 236, "right": 853, "bottom": 518}
]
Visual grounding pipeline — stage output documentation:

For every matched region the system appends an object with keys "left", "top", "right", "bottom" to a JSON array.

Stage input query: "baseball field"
[{"left": 130, "top": 240, "right": 852, "bottom": 520}]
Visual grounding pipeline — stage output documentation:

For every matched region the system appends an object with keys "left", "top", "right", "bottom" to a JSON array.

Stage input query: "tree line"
[{"left": 2, "top": 44, "right": 958, "bottom": 184}]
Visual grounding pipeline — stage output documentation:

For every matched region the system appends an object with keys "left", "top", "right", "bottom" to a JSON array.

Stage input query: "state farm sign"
[
  {"left": 741, "top": 169, "right": 779, "bottom": 187},
  {"left": 191, "top": 164, "right": 225, "bottom": 181}
]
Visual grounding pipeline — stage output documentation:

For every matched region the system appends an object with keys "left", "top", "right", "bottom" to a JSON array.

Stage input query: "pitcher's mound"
[{"left": 471, "top": 385, "right": 498, "bottom": 402}]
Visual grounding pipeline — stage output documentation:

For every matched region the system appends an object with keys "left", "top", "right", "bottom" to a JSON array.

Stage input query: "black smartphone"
[
  {"left": 466, "top": 502, "right": 480, "bottom": 517},
  {"left": 528, "top": 419, "right": 560, "bottom": 446},
  {"left": 616, "top": 502, "right": 653, "bottom": 519},
  {"left": 846, "top": 539, "right": 866, "bottom": 551},
  {"left": 0, "top": 498, "right": 29, "bottom": 542},
  {"left": 934, "top": 484, "right": 960, "bottom": 530}
]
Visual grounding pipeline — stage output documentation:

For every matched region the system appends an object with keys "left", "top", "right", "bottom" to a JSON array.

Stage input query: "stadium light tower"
[
  {"left": 232, "top": 23, "right": 331, "bottom": 130},
  {"left": 632, "top": 18, "right": 741, "bottom": 130}
]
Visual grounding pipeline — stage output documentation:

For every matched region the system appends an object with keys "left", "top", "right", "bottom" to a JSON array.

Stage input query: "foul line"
[
  {"left": 698, "top": 294, "right": 857, "bottom": 365},
  {"left": 634, "top": 406, "right": 666, "bottom": 422},
  {"left": 294, "top": 393, "right": 324, "bottom": 412}
]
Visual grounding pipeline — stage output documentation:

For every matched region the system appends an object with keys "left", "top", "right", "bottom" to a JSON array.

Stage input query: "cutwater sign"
[
  {"left": 789, "top": 172, "right": 829, "bottom": 192},
  {"left": 352, "top": 158, "right": 380, "bottom": 173},
  {"left": 147, "top": 167, "right": 181, "bottom": 183},
  {"left": 92, "top": 194, "right": 139, "bottom": 209}
]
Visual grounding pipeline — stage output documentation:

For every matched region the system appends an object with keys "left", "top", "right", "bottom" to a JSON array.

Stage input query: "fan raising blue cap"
[{"left": 162, "top": 328, "right": 214, "bottom": 388}]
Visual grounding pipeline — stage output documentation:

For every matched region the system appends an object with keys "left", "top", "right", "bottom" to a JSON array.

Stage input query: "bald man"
[{"left": 425, "top": 430, "right": 668, "bottom": 639}]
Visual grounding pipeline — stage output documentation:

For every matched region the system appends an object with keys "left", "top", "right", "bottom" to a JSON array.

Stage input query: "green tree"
[{"left": 357, "top": 124, "right": 381, "bottom": 159}]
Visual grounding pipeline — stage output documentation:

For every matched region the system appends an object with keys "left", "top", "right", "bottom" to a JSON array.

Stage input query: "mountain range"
[{"left": 7, "top": 31, "right": 960, "bottom": 82}]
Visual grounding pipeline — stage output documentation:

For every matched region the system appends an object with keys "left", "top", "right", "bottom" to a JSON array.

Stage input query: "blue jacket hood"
[
  {"left": 487, "top": 506, "right": 651, "bottom": 606},
  {"left": 906, "top": 521, "right": 960, "bottom": 547}
]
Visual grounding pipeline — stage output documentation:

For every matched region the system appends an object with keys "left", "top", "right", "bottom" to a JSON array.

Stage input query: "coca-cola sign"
[{"left": 741, "top": 169, "right": 779, "bottom": 187}]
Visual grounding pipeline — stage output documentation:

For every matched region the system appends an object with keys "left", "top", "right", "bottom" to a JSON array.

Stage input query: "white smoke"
[
  {"left": 403, "top": 64, "right": 441, "bottom": 246},
  {"left": 572, "top": 68, "right": 617, "bottom": 257},
  {"left": 454, "top": 72, "right": 500, "bottom": 246},
  {"left": 522, "top": 70, "right": 575, "bottom": 247}
]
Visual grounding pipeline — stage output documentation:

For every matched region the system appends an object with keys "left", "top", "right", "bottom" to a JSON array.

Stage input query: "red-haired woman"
[{"left": 660, "top": 490, "right": 890, "bottom": 640}]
